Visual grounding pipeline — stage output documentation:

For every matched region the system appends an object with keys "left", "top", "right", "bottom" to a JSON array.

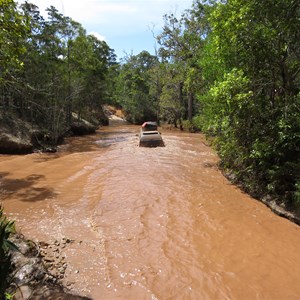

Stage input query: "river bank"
[
  {"left": 6, "top": 233, "right": 91, "bottom": 300},
  {"left": 0, "top": 110, "right": 108, "bottom": 155}
]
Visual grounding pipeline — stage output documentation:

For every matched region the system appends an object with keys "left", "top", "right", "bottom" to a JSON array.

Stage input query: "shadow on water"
[
  {"left": 33, "top": 152, "right": 62, "bottom": 163},
  {"left": 31, "top": 124, "right": 136, "bottom": 162},
  {"left": 0, "top": 172, "right": 57, "bottom": 202},
  {"left": 95, "top": 134, "right": 128, "bottom": 148},
  {"left": 59, "top": 129, "right": 133, "bottom": 153}
]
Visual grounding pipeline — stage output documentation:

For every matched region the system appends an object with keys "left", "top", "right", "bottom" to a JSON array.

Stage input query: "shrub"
[{"left": 0, "top": 206, "right": 17, "bottom": 300}]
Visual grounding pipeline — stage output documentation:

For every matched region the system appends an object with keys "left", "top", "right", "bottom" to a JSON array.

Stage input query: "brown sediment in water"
[{"left": 1, "top": 121, "right": 300, "bottom": 299}]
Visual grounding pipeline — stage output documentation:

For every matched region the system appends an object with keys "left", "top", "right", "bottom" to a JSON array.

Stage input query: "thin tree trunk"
[{"left": 188, "top": 92, "right": 193, "bottom": 121}]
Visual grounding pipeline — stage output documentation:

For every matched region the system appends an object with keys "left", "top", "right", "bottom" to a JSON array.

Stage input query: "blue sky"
[{"left": 18, "top": 0, "right": 194, "bottom": 60}]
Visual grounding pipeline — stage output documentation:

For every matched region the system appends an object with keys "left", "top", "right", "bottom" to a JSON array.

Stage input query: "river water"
[{"left": 1, "top": 120, "right": 300, "bottom": 299}]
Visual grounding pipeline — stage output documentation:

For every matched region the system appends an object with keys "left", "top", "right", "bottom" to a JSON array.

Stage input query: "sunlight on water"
[{"left": 1, "top": 121, "right": 300, "bottom": 299}]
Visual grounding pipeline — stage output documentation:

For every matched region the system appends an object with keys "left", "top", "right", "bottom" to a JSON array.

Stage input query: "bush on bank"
[{"left": 0, "top": 206, "right": 17, "bottom": 300}]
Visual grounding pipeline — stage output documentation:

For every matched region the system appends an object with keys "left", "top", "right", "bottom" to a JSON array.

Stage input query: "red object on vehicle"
[{"left": 141, "top": 121, "right": 158, "bottom": 132}]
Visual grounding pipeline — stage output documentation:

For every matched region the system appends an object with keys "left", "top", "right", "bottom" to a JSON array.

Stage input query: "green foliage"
[
  {"left": 294, "top": 182, "right": 300, "bottom": 205},
  {"left": 199, "top": 68, "right": 253, "bottom": 134},
  {"left": 156, "top": 3, "right": 210, "bottom": 123},
  {"left": 0, "top": 206, "right": 17, "bottom": 300},
  {"left": 0, "top": 0, "right": 29, "bottom": 79},
  {"left": 0, "top": 1, "right": 117, "bottom": 145},
  {"left": 181, "top": 117, "right": 202, "bottom": 132},
  {"left": 199, "top": 0, "right": 300, "bottom": 206},
  {"left": 158, "top": 62, "right": 185, "bottom": 126},
  {"left": 4, "top": 293, "right": 13, "bottom": 300},
  {"left": 115, "top": 51, "right": 159, "bottom": 123}
]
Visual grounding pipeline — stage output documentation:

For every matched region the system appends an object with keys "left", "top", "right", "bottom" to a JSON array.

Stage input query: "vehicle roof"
[{"left": 142, "top": 121, "right": 158, "bottom": 127}]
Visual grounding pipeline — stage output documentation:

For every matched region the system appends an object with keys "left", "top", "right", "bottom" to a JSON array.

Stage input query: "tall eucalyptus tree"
[{"left": 157, "top": 1, "right": 209, "bottom": 123}]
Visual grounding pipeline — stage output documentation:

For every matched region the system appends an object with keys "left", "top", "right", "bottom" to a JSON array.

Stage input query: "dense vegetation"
[
  {"left": 1, "top": 0, "right": 299, "bottom": 214},
  {"left": 0, "top": 205, "right": 17, "bottom": 300},
  {"left": 0, "top": 0, "right": 117, "bottom": 146}
]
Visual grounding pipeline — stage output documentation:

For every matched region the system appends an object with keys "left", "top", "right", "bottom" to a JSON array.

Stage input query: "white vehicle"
[{"left": 138, "top": 122, "right": 164, "bottom": 147}]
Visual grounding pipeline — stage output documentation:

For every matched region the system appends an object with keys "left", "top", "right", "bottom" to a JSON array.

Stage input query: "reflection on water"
[{"left": 1, "top": 121, "right": 300, "bottom": 299}]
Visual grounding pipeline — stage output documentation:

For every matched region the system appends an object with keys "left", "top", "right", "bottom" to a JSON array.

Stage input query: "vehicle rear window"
[{"left": 143, "top": 132, "right": 159, "bottom": 135}]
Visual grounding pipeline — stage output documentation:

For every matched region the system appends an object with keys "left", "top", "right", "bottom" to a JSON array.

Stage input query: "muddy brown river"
[{"left": 1, "top": 120, "right": 300, "bottom": 299}]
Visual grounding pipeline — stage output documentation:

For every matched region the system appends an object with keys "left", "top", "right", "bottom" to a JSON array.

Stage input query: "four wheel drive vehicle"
[{"left": 139, "top": 122, "right": 165, "bottom": 147}]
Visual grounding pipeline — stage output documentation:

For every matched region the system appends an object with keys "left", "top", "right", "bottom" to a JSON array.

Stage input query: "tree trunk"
[{"left": 188, "top": 92, "right": 193, "bottom": 121}]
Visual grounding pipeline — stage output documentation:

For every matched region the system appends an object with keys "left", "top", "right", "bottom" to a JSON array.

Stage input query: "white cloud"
[
  {"left": 19, "top": 0, "right": 189, "bottom": 27},
  {"left": 89, "top": 32, "right": 106, "bottom": 41},
  {"left": 18, "top": 0, "right": 193, "bottom": 58},
  {"left": 23, "top": 0, "right": 138, "bottom": 23},
  {"left": 64, "top": 1, "right": 138, "bottom": 25}
]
